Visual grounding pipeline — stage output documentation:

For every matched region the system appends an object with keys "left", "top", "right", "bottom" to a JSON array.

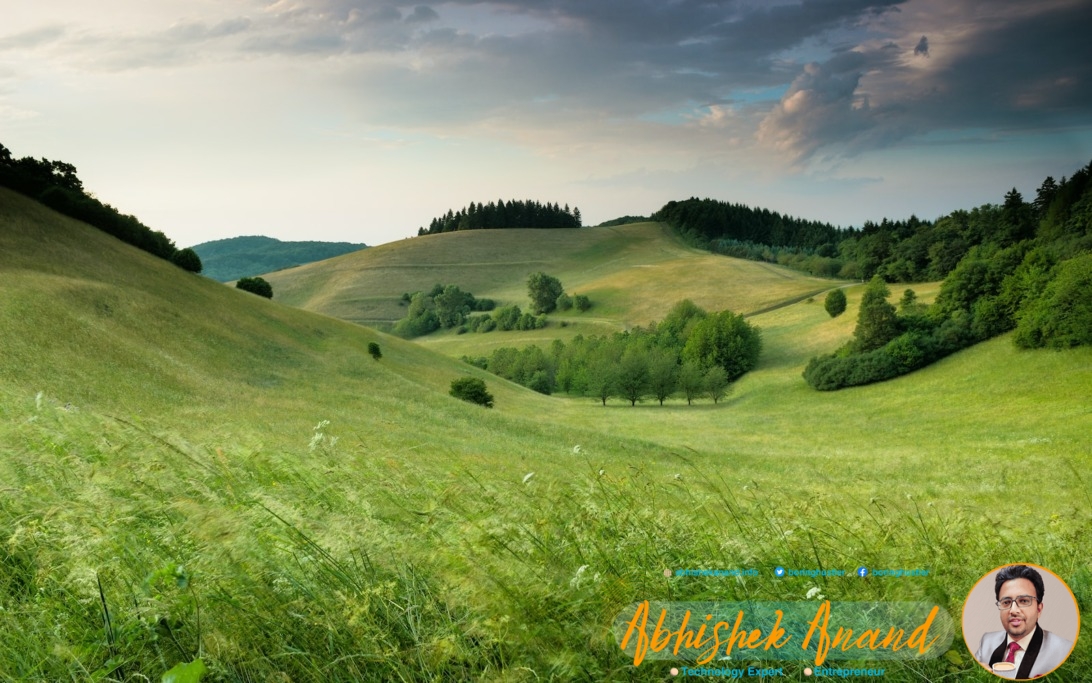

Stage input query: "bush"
[
  {"left": 824, "top": 289, "right": 847, "bottom": 317},
  {"left": 556, "top": 293, "right": 573, "bottom": 311},
  {"left": 236, "top": 276, "right": 273, "bottom": 299},
  {"left": 367, "top": 342, "right": 382, "bottom": 360},
  {"left": 450, "top": 377, "right": 494, "bottom": 407},
  {"left": 574, "top": 294, "right": 592, "bottom": 312},
  {"left": 170, "top": 247, "right": 203, "bottom": 273}
]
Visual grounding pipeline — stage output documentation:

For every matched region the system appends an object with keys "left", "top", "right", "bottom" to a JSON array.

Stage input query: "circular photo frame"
[{"left": 962, "top": 563, "right": 1080, "bottom": 679}]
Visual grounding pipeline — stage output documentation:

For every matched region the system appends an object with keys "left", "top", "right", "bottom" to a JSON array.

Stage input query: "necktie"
[{"left": 1006, "top": 641, "right": 1021, "bottom": 663}]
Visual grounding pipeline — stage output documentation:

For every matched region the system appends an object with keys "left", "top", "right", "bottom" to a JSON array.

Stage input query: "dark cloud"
[
  {"left": 913, "top": 35, "right": 927, "bottom": 57},
  {"left": 405, "top": 5, "right": 439, "bottom": 23},
  {"left": 14, "top": 0, "right": 1092, "bottom": 165}
]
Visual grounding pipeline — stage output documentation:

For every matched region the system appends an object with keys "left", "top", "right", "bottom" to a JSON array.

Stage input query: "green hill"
[
  {"left": 190, "top": 234, "right": 367, "bottom": 282},
  {"left": 264, "top": 222, "right": 840, "bottom": 341},
  {"left": 1, "top": 186, "right": 1090, "bottom": 681}
]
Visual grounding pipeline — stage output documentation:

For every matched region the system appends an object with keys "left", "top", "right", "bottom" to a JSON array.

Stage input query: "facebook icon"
[{"left": 857, "top": 566, "right": 869, "bottom": 577}]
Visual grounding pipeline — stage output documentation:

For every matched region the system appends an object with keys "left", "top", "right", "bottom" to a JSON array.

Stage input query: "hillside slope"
[
  {"left": 1, "top": 187, "right": 1089, "bottom": 681},
  {"left": 263, "top": 222, "right": 840, "bottom": 333},
  {"left": 190, "top": 234, "right": 367, "bottom": 282}
]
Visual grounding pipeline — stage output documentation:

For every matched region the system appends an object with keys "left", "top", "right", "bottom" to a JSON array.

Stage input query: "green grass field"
[
  {"left": 263, "top": 222, "right": 840, "bottom": 336},
  {"left": 1, "top": 188, "right": 1089, "bottom": 681}
]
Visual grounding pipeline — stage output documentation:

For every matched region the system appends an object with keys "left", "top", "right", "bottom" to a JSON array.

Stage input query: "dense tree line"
[
  {"left": 418, "top": 199, "right": 582, "bottom": 235},
  {"left": 464, "top": 300, "right": 758, "bottom": 404},
  {"left": 0, "top": 142, "right": 188, "bottom": 266},
  {"left": 654, "top": 164, "right": 1092, "bottom": 285},
  {"left": 804, "top": 164, "right": 1092, "bottom": 390}
]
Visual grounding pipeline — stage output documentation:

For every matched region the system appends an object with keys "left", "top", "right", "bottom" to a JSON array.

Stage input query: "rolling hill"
[
  {"left": 190, "top": 234, "right": 367, "bottom": 282},
  {"left": 1, "top": 186, "right": 1089, "bottom": 681},
  {"left": 262, "top": 223, "right": 841, "bottom": 340}
]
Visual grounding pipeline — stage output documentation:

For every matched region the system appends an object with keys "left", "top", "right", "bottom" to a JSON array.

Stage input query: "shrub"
[
  {"left": 824, "top": 289, "right": 847, "bottom": 317},
  {"left": 367, "top": 342, "right": 382, "bottom": 360},
  {"left": 574, "top": 294, "right": 592, "bottom": 312},
  {"left": 236, "top": 276, "right": 273, "bottom": 299},
  {"left": 170, "top": 247, "right": 203, "bottom": 273},
  {"left": 556, "top": 293, "right": 573, "bottom": 311},
  {"left": 450, "top": 377, "right": 494, "bottom": 407}
]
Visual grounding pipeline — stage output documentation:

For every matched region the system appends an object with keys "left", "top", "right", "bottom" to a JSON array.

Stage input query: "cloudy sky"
[{"left": 3, "top": 0, "right": 1091, "bottom": 247}]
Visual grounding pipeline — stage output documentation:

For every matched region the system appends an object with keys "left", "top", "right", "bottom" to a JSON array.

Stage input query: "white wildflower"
[
  {"left": 674, "top": 474, "right": 681, "bottom": 480},
  {"left": 570, "top": 564, "right": 588, "bottom": 587},
  {"left": 522, "top": 472, "right": 535, "bottom": 484},
  {"left": 35, "top": 391, "right": 43, "bottom": 411},
  {"left": 598, "top": 469, "right": 605, "bottom": 476},
  {"left": 806, "top": 586, "right": 825, "bottom": 600},
  {"left": 572, "top": 445, "right": 582, "bottom": 454}
]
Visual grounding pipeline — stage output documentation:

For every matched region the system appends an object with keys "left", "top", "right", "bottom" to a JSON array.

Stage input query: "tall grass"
[{"left": 2, "top": 391, "right": 1088, "bottom": 681}]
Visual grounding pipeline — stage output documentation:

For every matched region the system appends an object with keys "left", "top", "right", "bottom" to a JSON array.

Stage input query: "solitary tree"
[
  {"left": 170, "top": 247, "right": 203, "bottom": 274},
  {"left": 527, "top": 272, "right": 564, "bottom": 314},
  {"left": 574, "top": 294, "right": 592, "bottom": 312},
  {"left": 450, "top": 377, "right": 494, "bottom": 407},
  {"left": 824, "top": 289, "right": 847, "bottom": 317},
  {"left": 236, "top": 276, "right": 273, "bottom": 299},
  {"left": 367, "top": 342, "right": 382, "bottom": 360}
]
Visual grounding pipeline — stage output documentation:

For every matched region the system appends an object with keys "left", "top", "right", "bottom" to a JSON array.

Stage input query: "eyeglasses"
[{"left": 996, "top": 596, "right": 1037, "bottom": 609}]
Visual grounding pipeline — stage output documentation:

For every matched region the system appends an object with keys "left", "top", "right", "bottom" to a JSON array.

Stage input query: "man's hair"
[{"left": 995, "top": 565, "right": 1045, "bottom": 602}]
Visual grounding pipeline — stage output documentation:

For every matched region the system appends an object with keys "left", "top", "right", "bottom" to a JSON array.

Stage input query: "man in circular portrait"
[{"left": 972, "top": 564, "right": 1075, "bottom": 679}]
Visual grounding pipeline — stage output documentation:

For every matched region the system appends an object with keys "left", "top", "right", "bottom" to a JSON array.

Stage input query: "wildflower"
[
  {"left": 674, "top": 474, "right": 681, "bottom": 480},
  {"left": 522, "top": 472, "right": 535, "bottom": 484},
  {"left": 573, "top": 445, "right": 582, "bottom": 454},
  {"left": 806, "top": 586, "right": 825, "bottom": 600},
  {"left": 598, "top": 469, "right": 605, "bottom": 476},
  {"left": 570, "top": 564, "right": 588, "bottom": 587}
]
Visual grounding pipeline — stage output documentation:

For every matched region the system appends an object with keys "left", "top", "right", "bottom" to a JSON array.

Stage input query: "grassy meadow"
[
  {"left": 263, "top": 222, "right": 838, "bottom": 337},
  {"left": 1, "top": 187, "right": 1090, "bottom": 681}
]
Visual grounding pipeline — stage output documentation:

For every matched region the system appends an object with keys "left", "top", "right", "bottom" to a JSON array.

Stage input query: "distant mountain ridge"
[{"left": 191, "top": 235, "right": 367, "bottom": 282}]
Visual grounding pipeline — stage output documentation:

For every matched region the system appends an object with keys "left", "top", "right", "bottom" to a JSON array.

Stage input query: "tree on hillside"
[
  {"left": 236, "top": 276, "right": 273, "bottom": 299},
  {"left": 615, "top": 348, "right": 650, "bottom": 406},
  {"left": 824, "top": 289, "right": 847, "bottom": 317},
  {"left": 368, "top": 342, "right": 382, "bottom": 360},
  {"left": 681, "top": 310, "right": 761, "bottom": 381},
  {"left": 647, "top": 349, "right": 679, "bottom": 406},
  {"left": 853, "top": 276, "right": 900, "bottom": 351},
  {"left": 705, "top": 365, "right": 730, "bottom": 404},
  {"left": 170, "top": 247, "right": 203, "bottom": 273},
  {"left": 450, "top": 377, "right": 494, "bottom": 407},
  {"left": 678, "top": 360, "right": 705, "bottom": 405},
  {"left": 527, "top": 272, "right": 564, "bottom": 314},
  {"left": 434, "top": 284, "right": 474, "bottom": 328},
  {"left": 574, "top": 294, "right": 592, "bottom": 312},
  {"left": 586, "top": 345, "right": 618, "bottom": 406}
]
